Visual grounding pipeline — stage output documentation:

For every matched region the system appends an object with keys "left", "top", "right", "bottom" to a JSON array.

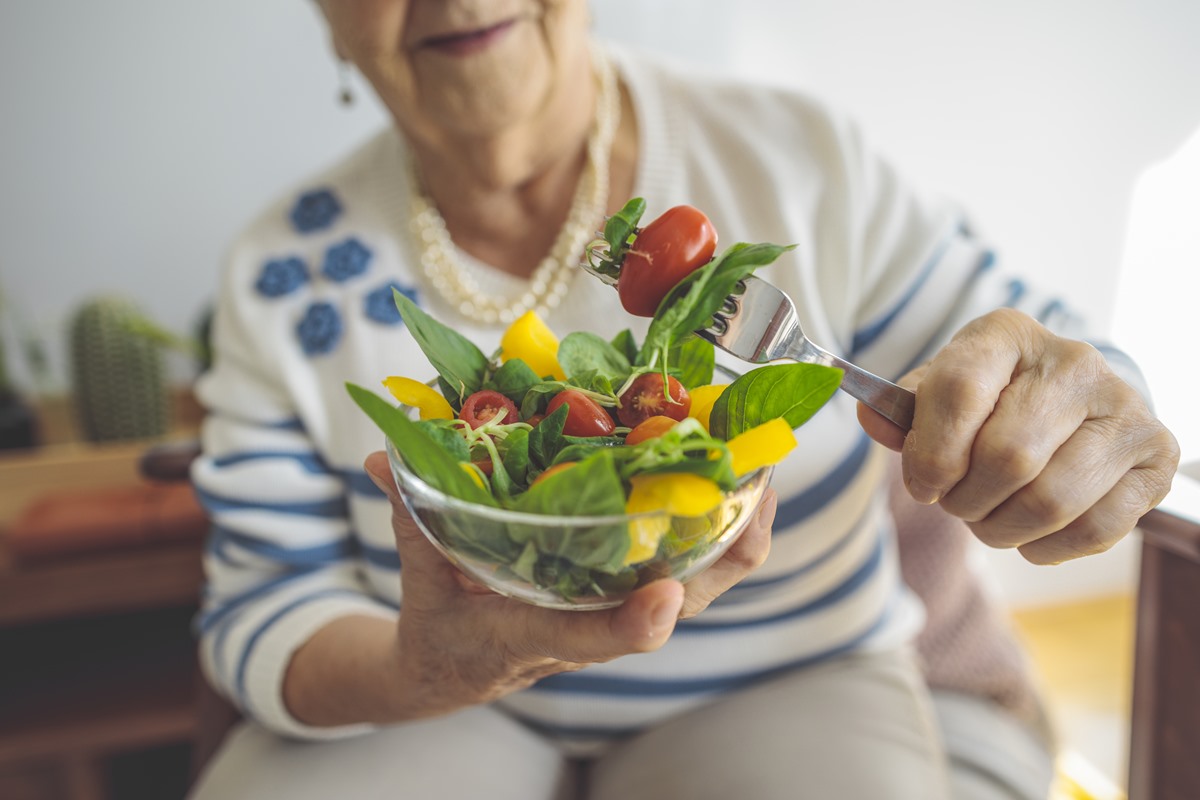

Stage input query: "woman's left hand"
[{"left": 859, "top": 308, "right": 1180, "bottom": 564}]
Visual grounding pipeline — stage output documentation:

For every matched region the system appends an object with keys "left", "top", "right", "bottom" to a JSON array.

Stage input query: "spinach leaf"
[
  {"left": 668, "top": 334, "right": 715, "bottom": 389},
  {"left": 415, "top": 419, "right": 469, "bottom": 462},
  {"left": 393, "top": 289, "right": 488, "bottom": 399},
  {"left": 553, "top": 436, "right": 628, "bottom": 467},
  {"left": 528, "top": 402, "right": 568, "bottom": 469},
  {"left": 501, "top": 427, "right": 532, "bottom": 488},
  {"left": 610, "top": 329, "right": 639, "bottom": 365},
  {"left": 708, "top": 363, "right": 843, "bottom": 439},
  {"left": 346, "top": 383, "right": 496, "bottom": 506},
  {"left": 558, "top": 331, "right": 631, "bottom": 384},
  {"left": 519, "top": 383, "right": 560, "bottom": 419},
  {"left": 637, "top": 242, "right": 795, "bottom": 364},
  {"left": 488, "top": 358, "right": 542, "bottom": 405}
]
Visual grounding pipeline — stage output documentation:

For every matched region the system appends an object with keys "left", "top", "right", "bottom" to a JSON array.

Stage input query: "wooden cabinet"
[
  {"left": 0, "top": 405, "right": 208, "bottom": 800},
  {"left": 1129, "top": 481, "right": 1200, "bottom": 800}
]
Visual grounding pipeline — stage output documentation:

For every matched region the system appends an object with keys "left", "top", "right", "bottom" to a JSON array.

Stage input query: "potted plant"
[{"left": 0, "top": 288, "right": 40, "bottom": 450}]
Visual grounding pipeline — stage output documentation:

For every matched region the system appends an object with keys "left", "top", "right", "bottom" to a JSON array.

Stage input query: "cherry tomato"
[
  {"left": 458, "top": 390, "right": 518, "bottom": 429},
  {"left": 545, "top": 390, "right": 616, "bottom": 437},
  {"left": 617, "top": 205, "right": 718, "bottom": 317},
  {"left": 618, "top": 374, "right": 691, "bottom": 428},
  {"left": 531, "top": 461, "right": 577, "bottom": 487},
  {"left": 625, "top": 415, "right": 679, "bottom": 446}
]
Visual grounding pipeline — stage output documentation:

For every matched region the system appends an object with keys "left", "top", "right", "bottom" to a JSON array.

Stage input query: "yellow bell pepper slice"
[
  {"left": 382, "top": 376, "right": 454, "bottom": 420},
  {"left": 686, "top": 384, "right": 729, "bottom": 433},
  {"left": 460, "top": 462, "right": 487, "bottom": 490},
  {"left": 500, "top": 310, "right": 565, "bottom": 381},
  {"left": 726, "top": 417, "right": 797, "bottom": 477},
  {"left": 623, "top": 473, "right": 724, "bottom": 565}
]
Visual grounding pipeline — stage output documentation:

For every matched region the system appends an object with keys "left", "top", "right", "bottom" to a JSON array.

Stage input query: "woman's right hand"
[{"left": 363, "top": 450, "right": 777, "bottom": 720}]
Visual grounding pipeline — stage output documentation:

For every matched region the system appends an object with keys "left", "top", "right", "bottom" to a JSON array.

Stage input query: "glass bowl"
[{"left": 385, "top": 437, "right": 772, "bottom": 610}]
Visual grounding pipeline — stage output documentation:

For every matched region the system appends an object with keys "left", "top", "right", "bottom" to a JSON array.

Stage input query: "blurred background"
[{"left": 1, "top": 1, "right": 1197, "bottom": 798}]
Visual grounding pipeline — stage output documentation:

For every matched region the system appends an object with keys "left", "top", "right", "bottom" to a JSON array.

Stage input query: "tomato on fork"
[{"left": 617, "top": 205, "right": 717, "bottom": 317}]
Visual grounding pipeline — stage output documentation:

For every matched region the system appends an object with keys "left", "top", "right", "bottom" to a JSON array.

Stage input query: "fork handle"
[{"left": 817, "top": 348, "right": 915, "bottom": 432}]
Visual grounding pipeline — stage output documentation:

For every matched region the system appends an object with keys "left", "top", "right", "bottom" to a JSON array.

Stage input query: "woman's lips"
[{"left": 419, "top": 19, "right": 517, "bottom": 56}]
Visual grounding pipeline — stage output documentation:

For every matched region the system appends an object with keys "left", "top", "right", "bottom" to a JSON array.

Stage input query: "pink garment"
[{"left": 889, "top": 458, "right": 1048, "bottom": 732}]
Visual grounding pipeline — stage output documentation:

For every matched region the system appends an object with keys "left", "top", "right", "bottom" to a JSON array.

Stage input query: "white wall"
[{"left": 2, "top": 0, "right": 1197, "bottom": 604}]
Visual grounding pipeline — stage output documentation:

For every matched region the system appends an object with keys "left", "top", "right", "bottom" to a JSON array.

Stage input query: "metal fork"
[{"left": 699, "top": 276, "right": 916, "bottom": 432}]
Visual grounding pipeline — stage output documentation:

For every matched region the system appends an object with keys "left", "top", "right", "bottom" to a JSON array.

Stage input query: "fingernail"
[
  {"left": 907, "top": 479, "right": 941, "bottom": 505},
  {"left": 756, "top": 492, "right": 778, "bottom": 528},
  {"left": 365, "top": 463, "right": 395, "bottom": 499}
]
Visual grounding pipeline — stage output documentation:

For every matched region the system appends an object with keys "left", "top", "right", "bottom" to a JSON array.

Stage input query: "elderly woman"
[{"left": 188, "top": 2, "right": 1178, "bottom": 798}]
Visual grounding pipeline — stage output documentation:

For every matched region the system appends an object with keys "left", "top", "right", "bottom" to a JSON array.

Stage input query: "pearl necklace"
[{"left": 407, "top": 51, "right": 619, "bottom": 326}]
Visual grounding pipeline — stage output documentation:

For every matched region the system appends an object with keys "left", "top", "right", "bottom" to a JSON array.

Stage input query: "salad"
[{"left": 348, "top": 199, "right": 843, "bottom": 604}]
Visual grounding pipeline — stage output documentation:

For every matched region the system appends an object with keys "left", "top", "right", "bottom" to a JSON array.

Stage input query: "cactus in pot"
[{"left": 68, "top": 296, "right": 169, "bottom": 442}]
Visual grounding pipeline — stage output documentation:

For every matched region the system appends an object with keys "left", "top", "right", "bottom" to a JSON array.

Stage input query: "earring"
[{"left": 338, "top": 61, "right": 354, "bottom": 107}]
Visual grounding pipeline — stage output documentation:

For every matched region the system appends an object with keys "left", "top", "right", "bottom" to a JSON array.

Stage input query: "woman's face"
[{"left": 318, "top": 0, "right": 590, "bottom": 142}]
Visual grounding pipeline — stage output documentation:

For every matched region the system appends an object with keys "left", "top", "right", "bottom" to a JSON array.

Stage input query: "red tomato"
[
  {"left": 617, "top": 205, "right": 718, "bottom": 317},
  {"left": 624, "top": 415, "right": 679, "bottom": 446},
  {"left": 545, "top": 390, "right": 616, "bottom": 437},
  {"left": 458, "top": 390, "right": 518, "bottom": 429},
  {"left": 618, "top": 374, "right": 691, "bottom": 428},
  {"left": 471, "top": 458, "right": 494, "bottom": 476}
]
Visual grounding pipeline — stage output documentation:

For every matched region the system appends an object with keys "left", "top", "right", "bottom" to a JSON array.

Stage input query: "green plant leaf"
[
  {"left": 610, "top": 329, "right": 639, "bottom": 364},
  {"left": 346, "top": 382, "right": 496, "bottom": 506},
  {"left": 708, "top": 363, "right": 844, "bottom": 439},
  {"left": 415, "top": 419, "right": 469, "bottom": 462},
  {"left": 501, "top": 427, "right": 532, "bottom": 488},
  {"left": 558, "top": 332, "right": 631, "bottom": 384},
  {"left": 487, "top": 358, "right": 542, "bottom": 405},
  {"left": 393, "top": 290, "right": 488, "bottom": 399},
  {"left": 513, "top": 450, "right": 630, "bottom": 572},
  {"left": 668, "top": 334, "right": 715, "bottom": 389},
  {"left": 637, "top": 242, "right": 795, "bottom": 364},
  {"left": 527, "top": 402, "right": 568, "bottom": 469},
  {"left": 603, "top": 198, "right": 647, "bottom": 256}
]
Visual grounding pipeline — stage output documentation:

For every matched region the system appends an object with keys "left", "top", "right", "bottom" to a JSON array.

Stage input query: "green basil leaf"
[
  {"left": 393, "top": 290, "right": 488, "bottom": 398},
  {"left": 637, "top": 242, "right": 795, "bottom": 364},
  {"left": 513, "top": 450, "right": 629, "bottom": 572},
  {"left": 346, "top": 382, "right": 496, "bottom": 506},
  {"left": 558, "top": 331, "right": 632, "bottom": 384},
  {"left": 708, "top": 363, "right": 843, "bottom": 439},
  {"left": 668, "top": 334, "right": 715, "bottom": 389},
  {"left": 487, "top": 358, "right": 542, "bottom": 405},
  {"left": 528, "top": 402, "right": 568, "bottom": 469}
]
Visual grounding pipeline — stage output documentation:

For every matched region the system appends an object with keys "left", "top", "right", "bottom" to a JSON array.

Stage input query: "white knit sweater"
[{"left": 191, "top": 44, "right": 1143, "bottom": 745}]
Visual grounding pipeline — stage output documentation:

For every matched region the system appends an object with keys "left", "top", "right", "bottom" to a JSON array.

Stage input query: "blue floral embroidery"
[
  {"left": 364, "top": 282, "right": 419, "bottom": 325},
  {"left": 255, "top": 257, "right": 309, "bottom": 298},
  {"left": 322, "top": 237, "right": 372, "bottom": 283},
  {"left": 296, "top": 301, "right": 342, "bottom": 356},
  {"left": 289, "top": 188, "right": 342, "bottom": 234}
]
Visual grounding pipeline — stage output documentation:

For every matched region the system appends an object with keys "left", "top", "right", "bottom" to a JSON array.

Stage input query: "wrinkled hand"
[
  {"left": 364, "top": 451, "right": 776, "bottom": 718},
  {"left": 859, "top": 308, "right": 1179, "bottom": 565}
]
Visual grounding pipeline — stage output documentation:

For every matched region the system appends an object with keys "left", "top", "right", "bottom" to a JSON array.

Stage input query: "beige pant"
[{"left": 189, "top": 648, "right": 1053, "bottom": 800}]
